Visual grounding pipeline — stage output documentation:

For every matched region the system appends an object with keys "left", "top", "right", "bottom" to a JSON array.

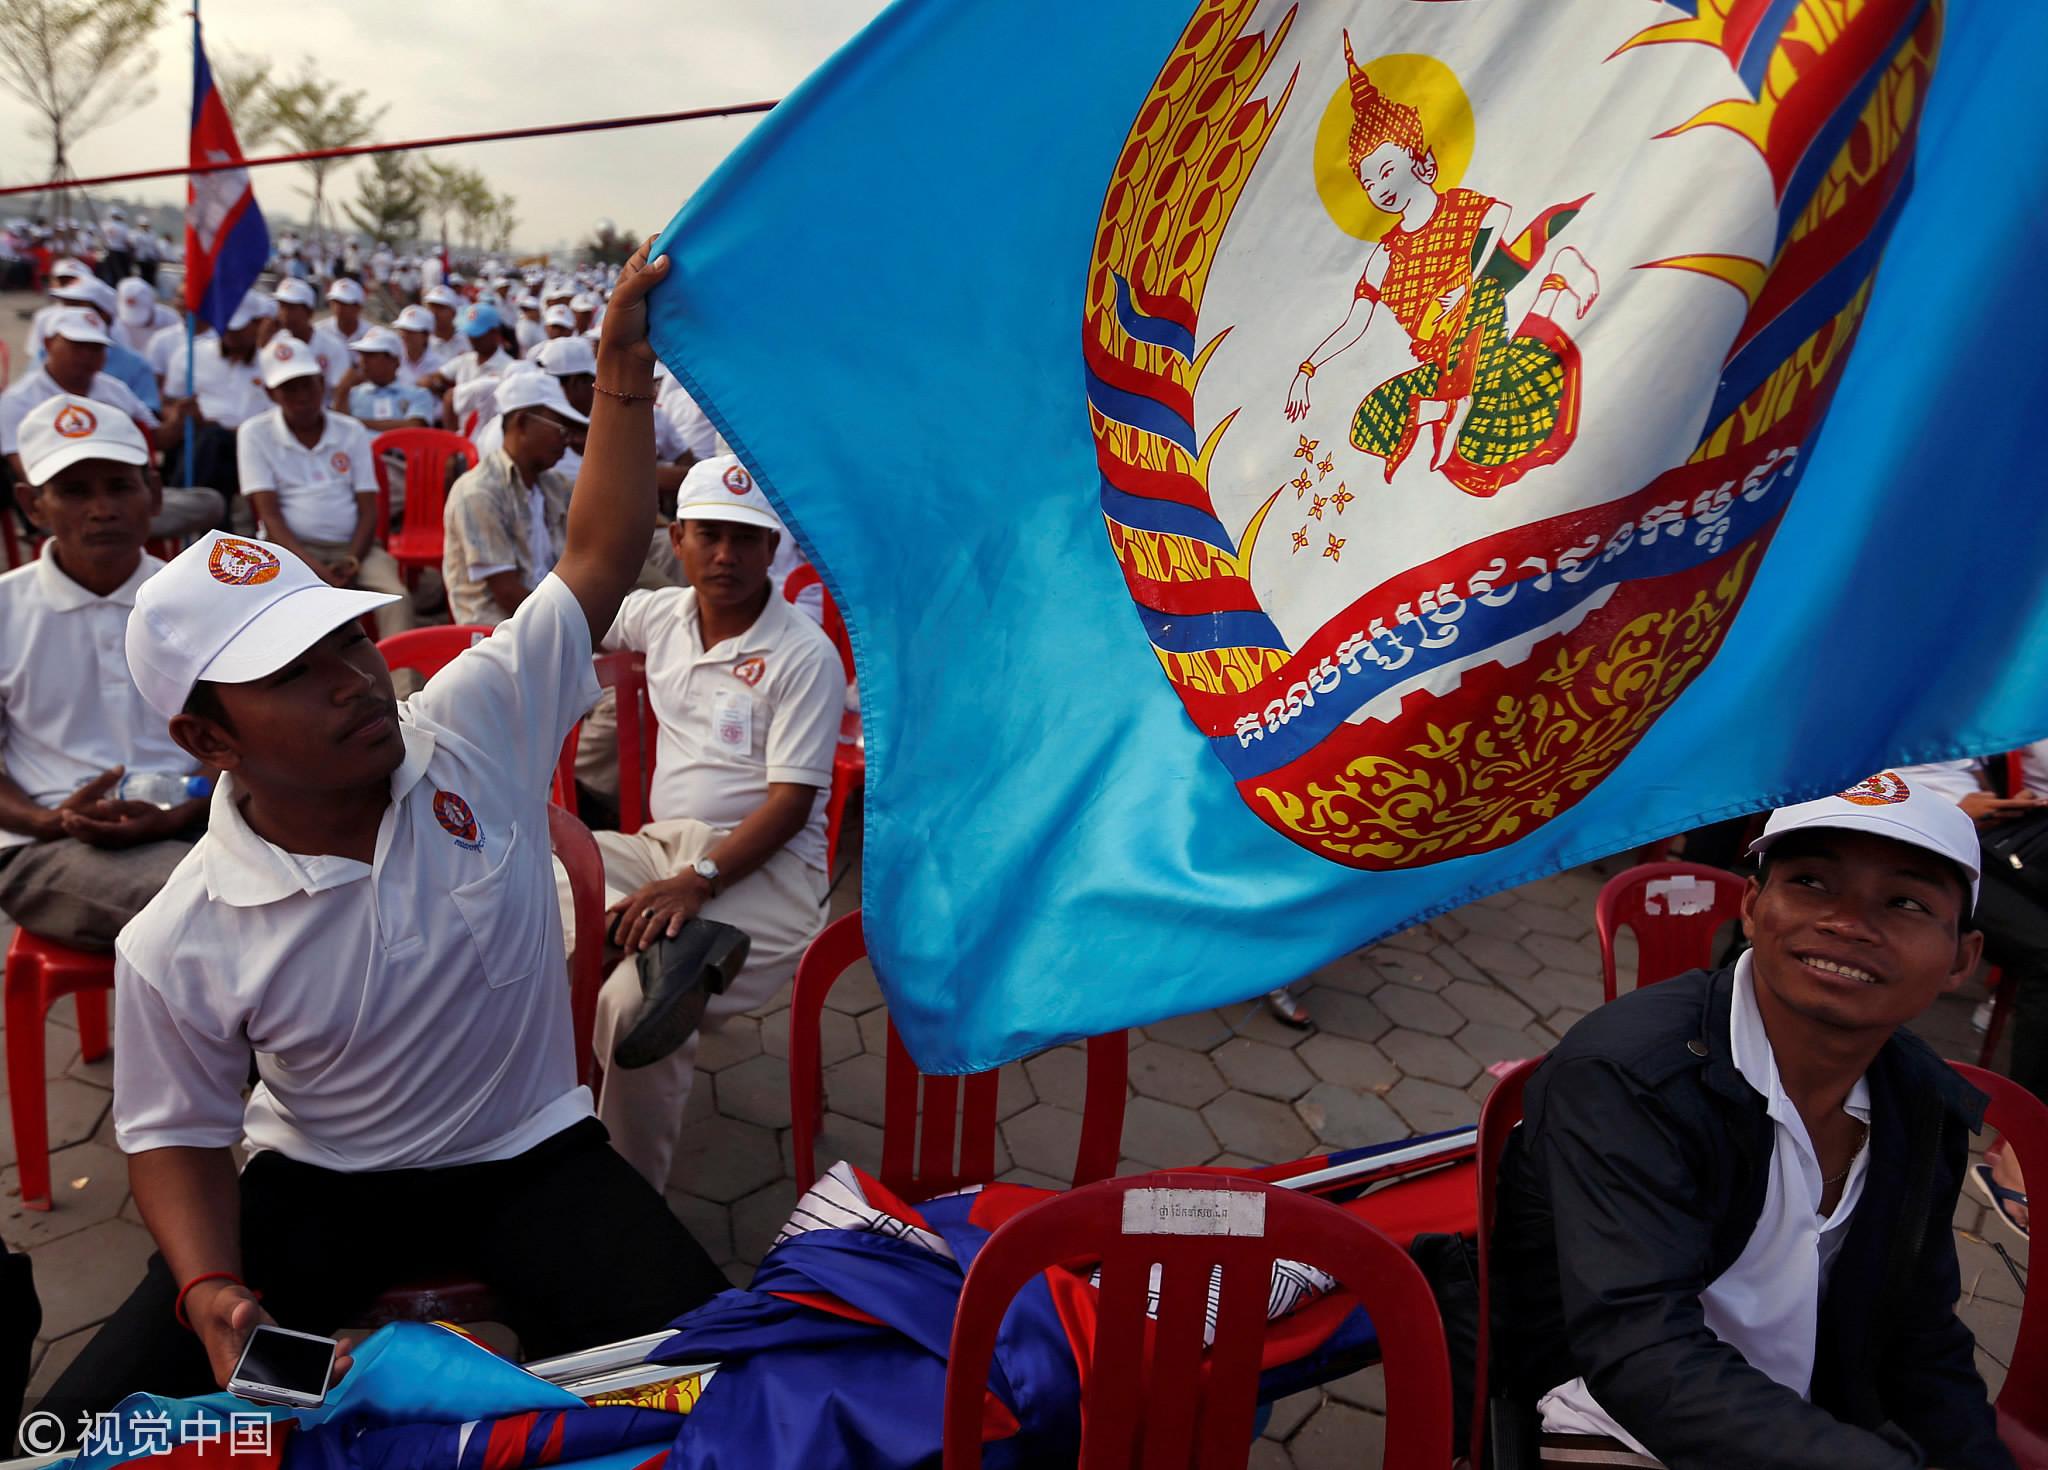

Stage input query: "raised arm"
[{"left": 552, "top": 238, "right": 672, "bottom": 644}]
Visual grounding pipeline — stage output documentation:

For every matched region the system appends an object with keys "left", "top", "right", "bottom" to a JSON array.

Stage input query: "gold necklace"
[{"left": 1821, "top": 1123, "right": 1870, "bottom": 1188}]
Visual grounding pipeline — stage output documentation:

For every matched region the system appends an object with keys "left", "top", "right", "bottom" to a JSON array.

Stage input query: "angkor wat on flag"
[{"left": 647, "top": 0, "right": 2048, "bottom": 1069}]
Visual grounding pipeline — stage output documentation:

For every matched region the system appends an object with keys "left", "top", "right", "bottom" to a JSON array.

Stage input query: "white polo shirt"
[
  {"left": 166, "top": 337, "right": 271, "bottom": 430},
  {"left": 146, "top": 322, "right": 209, "bottom": 382},
  {"left": 0, "top": 551, "right": 194, "bottom": 854},
  {"left": 0, "top": 369, "right": 158, "bottom": 457},
  {"left": 442, "top": 346, "right": 512, "bottom": 387},
  {"left": 1539, "top": 952, "right": 1871, "bottom": 1450},
  {"left": 605, "top": 586, "right": 844, "bottom": 871},
  {"left": 298, "top": 322, "right": 355, "bottom": 389},
  {"left": 113, "top": 573, "right": 603, "bottom": 1170},
  {"left": 236, "top": 408, "right": 378, "bottom": 543}
]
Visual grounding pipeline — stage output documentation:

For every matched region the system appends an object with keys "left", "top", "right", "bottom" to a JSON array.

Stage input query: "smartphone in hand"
[{"left": 227, "top": 1324, "right": 338, "bottom": 1407}]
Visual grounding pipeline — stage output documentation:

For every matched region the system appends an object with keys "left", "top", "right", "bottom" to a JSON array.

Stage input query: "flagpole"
[{"left": 181, "top": 1, "right": 199, "bottom": 492}]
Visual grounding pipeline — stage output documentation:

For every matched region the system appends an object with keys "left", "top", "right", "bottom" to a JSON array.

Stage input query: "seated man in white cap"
[
  {"left": 0, "top": 395, "right": 211, "bottom": 950},
  {"left": 35, "top": 275, "right": 162, "bottom": 412},
  {"left": 337, "top": 327, "right": 436, "bottom": 432},
  {"left": 525, "top": 302, "right": 579, "bottom": 359},
  {"left": 571, "top": 456, "right": 845, "bottom": 1189},
  {"left": 420, "top": 282, "right": 467, "bottom": 366},
  {"left": 1, "top": 309, "right": 219, "bottom": 538},
  {"left": 38, "top": 239, "right": 729, "bottom": 1420},
  {"left": 513, "top": 294, "right": 547, "bottom": 356},
  {"left": 1491, "top": 774, "right": 2011, "bottom": 1469},
  {"left": 23, "top": 256, "right": 93, "bottom": 357},
  {"left": 442, "top": 368, "right": 583, "bottom": 627},
  {"left": 322, "top": 277, "right": 370, "bottom": 346},
  {"left": 235, "top": 335, "right": 416, "bottom": 637},
  {"left": 113, "top": 278, "right": 179, "bottom": 357},
  {"left": 273, "top": 278, "right": 352, "bottom": 391},
  {"left": 164, "top": 293, "right": 274, "bottom": 505},
  {"left": 391, "top": 304, "right": 443, "bottom": 389}
]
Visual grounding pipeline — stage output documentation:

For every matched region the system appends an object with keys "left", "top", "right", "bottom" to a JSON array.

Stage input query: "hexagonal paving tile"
[
  {"left": 25, "top": 1324, "right": 94, "bottom": 1408},
  {"left": 0, "top": 1077, "right": 112, "bottom": 1170},
  {"left": 1455, "top": 904, "right": 1530, "bottom": 942},
  {"left": 1261, "top": 1388, "right": 1320, "bottom": 1441},
  {"left": 1246, "top": 1440, "right": 1291, "bottom": 1469},
  {"left": 1453, "top": 934, "right": 1540, "bottom": 981},
  {"left": 1442, "top": 981, "right": 1535, "bottom": 1030},
  {"left": 729, "top": 1179, "right": 802, "bottom": 1267},
  {"left": 1295, "top": 1034, "right": 1399, "bottom": 1093},
  {"left": 1324, "top": 1363, "right": 1387, "bottom": 1411},
  {"left": 1201, "top": 1092, "right": 1313, "bottom": 1163},
  {"left": 1378, "top": 1028, "right": 1481, "bottom": 1087},
  {"left": 1510, "top": 899, "right": 1588, "bottom": 939},
  {"left": 1385, "top": 1077, "right": 1477, "bottom": 1134},
  {"left": 1293, "top": 1083, "right": 1405, "bottom": 1148},
  {"left": 855, "top": 1006, "right": 890, "bottom": 1056},
  {"left": 0, "top": 1141, "right": 130, "bottom": 1248},
  {"left": 1288, "top": 1399, "right": 1386, "bottom": 1469},
  {"left": 820, "top": 962, "right": 885, "bottom": 1016},
  {"left": 696, "top": 1015, "right": 762, "bottom": 1072},
  {"left": 713, "top": 1053, "right": 794, "bottom": 1130},
  {"left": 1497, "top": 968, "right": 1599, "bottom": 1018},
  {"left": 1451, "top": 1022, "right": 1547, "bottom": 1069},
  {"left": 29, "top": 1218, "right": 154, "bottom": 1339},
  {"left": 1296, "top": 988, "right": 1390, "bottom": 1043},
  {"left": 1213, "top": 1039, "right": 1314, "bottom": 1102},
  {"left": 995, "top": 1061, "right": 1037, "bottom": 1121},
  {"left": 785, "top": 1113, "right": 886, "bottom": 1183},
  {"left": 1142, "top": 1009, "right": 1233, "bottom": 1053},
  {"left": 1023, "top": 1045, "right": 1088, "bottom": 1110},
  {"left": 1128, "top": 1041, "right": 1228, "bottom": 1108},
  {"left": 667, "top": 1115, "right": 784, "bottom": 1203},
  {"left": 1119, "top": 1096, "right": 1218, "bottom": 1169},
  {"left": 759, "top": 1004, "right": 861, "bottom": 1066},
  {"left": 1362, "top": 949, "right": 1454, "bottom": 993},
  {"left": 821, "top": 1052, "right": 889, "bottom": 1129},
  {"left": 1370, "top": 984, "right": 1463, "bottom": 1037},
  {"left": 664, "top": 1191, "right": 734, "bottom": 1266},
  {"left": 1002, "top": 1102, "right": 1084, "bottom": 1180},
  {"left": 1523, "top": 931, "right": 1599, "bottom": 973}
]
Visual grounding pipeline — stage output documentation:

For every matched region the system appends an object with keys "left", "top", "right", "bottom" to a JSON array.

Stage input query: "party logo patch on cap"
[
  {"left": 52, "top": 403, "right": 97, "bottom": 439},
  {"left": 433, "top": 790, "right": 484, "bottom": 849},
  {"left": 722, "top": 465, "right": 753, "bottom": 495},
  {"left": 208, "top": 537, "right": 282, "bottom": 587},
  {"left": 1838, "top": 771, "right": 1911, "bottom": 806},
  {"left": 271, "top": 342, "right": 295, "bottom": 362}
]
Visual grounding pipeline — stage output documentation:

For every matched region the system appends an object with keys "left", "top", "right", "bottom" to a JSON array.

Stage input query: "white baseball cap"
[
  {"left": 116, "top": 277, "right": 159, "bottom": 325},
  {"left": 394, "top": 304, "right": 435, "bottom": 333},
  {"left": 354, "top": 325, "right": 403, "bottom": 357},
  {"left": 542, "top": 304, "right": 576, "bottom": 330},
  {"left": 127, "top": 531, "right": 398, "bottom": 719},
  {"left": 422, "top": 284, "right": 461, "bottom": 308},
  {"left": 543, "top": 283, "right": 574, "bottom": 303},
  {"left": 16, "top": 393, "right": 150, "bottom": 485},
  {"left": 676, "top": 455, "right": 781, "bottom": 531},
  {"left": 52, "top": 276, "right": 118, "bottom": 318},
  {"left": 326, "top": 278, "right": 366, "bottom": 304},
  {"left": 49, "top": 257, "right": 89, "bottom": 282},
  {"left": 569, "top": 293, "right": 597, "bottom": 313},
  {"left": 494, "top": 367, "right": 588, "bottom": 426},
  {"left": 46, "top": 307, "right": 112, "bottom": 347},
  {"left": 536, "top": 335, "right": 595, "bottom": 377},
  {"left": 227, "top": 291, "right": 272, "bottom": 331},
  {"left": 259, "top": 334, "right": 325, "bottom": 389},
  {"left": 1749, "top": 770, "right": 1983, "bottom": 906},
  {"left": 273, "top": 278, "right": 318, "bottom": 308}
]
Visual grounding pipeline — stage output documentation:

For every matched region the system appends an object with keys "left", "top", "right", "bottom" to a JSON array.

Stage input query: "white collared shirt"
[
  {"left": 236, "top": 408, "right": 378, "bottom": 543},
  {"left": 442, "top": 346, "right": 512, "bottom": 387},
  {"left": 113, "top": 573, "right": 602, "bottom": 1170},
  {"left": 605, "top": 586, "right": 844, "bottom": 871},
  {"left": 300, "top": 322, "right": 355, "bottom": 389},
  {"left": 0, "top": 551, "right": 193, "bottom": 853},
  {"left": 1540, "top": 953, "right": 1873, "bottom": 1449},
  {"left": 166, "top": 337, "right": 271, "bottom": 430},
  {"left": 0, "top": 369, "right": 158, "bottom": 456}
]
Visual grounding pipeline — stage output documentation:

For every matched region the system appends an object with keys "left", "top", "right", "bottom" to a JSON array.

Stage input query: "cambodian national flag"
[
  {"left": 645, "top": 0, "right": 2048, "bottom": 1071},
  {"left": 184, "top": 27, "right": 268, "bottom": 331}
]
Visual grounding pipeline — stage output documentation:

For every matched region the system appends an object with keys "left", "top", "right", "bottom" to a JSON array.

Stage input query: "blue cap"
[{"left": 458, "top": 302, "right": 503, "bottom": 338}]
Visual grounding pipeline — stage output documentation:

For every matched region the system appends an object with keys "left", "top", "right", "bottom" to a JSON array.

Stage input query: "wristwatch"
[{"left": 691, "top": 857, "right": 721, "bottom": 894}]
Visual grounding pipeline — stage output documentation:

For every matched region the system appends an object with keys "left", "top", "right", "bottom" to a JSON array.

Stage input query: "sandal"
[{"left": 1971, "top": 1161, "right": 2030, "bottom": 1242}]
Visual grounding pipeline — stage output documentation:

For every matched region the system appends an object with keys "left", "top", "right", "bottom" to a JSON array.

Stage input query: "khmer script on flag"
[{"left": 645, "top": 0, "right": 2048, "bottom": 1070}]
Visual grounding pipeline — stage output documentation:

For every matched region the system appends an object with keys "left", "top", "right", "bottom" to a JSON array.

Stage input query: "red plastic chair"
[
  {"left": 941, "top": 1171, "right": 1454, "bottom": 1469},
  {"left": 5, "top": 930, "right": 115, "bottom": 1211},
  {"left": 554, "top": 651, "right": 653, "bottom": 831},
  {"left": 370, "top": 427, "right": 476, "bottom": 579},
  {"left": 782, "top": 564, "right": 862, "bottom": 873},
  {"left": 377, "top": 624, "right": 494, "bottom": 681},
  {"left": 364, "top": 806, "right": 609, "bottom": 1334},
  {"left": 1470, "top": 1054, "right": 1544, "bottom": 1469},
  {"left": 789, "top": 910, "right": 1127, "bottom": 1202},
  {"left": 1951, "top": 1063, "right": 2047, "bottom": 1465},
  {"left": 1595, "top": 861, "right": 1748, "bottom": 1003}
]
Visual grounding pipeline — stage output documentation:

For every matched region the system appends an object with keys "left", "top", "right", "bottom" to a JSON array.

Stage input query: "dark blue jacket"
[{"left": 1491, "top": 966, "right": 2013, "bottom": 1469}]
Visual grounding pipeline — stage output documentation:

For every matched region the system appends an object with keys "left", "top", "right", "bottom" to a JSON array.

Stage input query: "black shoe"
[{"left": 611, "top": 918, "right": 751, "bottom": 1070}]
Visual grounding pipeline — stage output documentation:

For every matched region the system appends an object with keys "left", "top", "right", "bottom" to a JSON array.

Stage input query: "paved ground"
[{"left": 0, "top": 289, "right": 2028, "bottom": 1460}]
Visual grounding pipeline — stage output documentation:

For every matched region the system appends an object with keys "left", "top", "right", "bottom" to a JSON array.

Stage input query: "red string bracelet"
[{"left": 174, "top": 1270, "right": 258, "bottom": 1329}]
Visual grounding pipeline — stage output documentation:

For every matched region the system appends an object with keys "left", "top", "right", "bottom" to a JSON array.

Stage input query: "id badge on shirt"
[{"left": 712, "top": 687, "right": 753, "bottom": 753}]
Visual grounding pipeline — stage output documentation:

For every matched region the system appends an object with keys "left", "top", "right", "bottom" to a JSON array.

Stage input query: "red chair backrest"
[
  {"left": 1950, "top": 1062, "right": 2047, "bottom": 1451},
  {"left": 942, "top": 1171, "right": 1454, "bottom": 1469},
  {"left": 789, "top": 910, "right": 1127, "bottom": 1202},
  {"left": 555, "top": 652, "right": 655, "bottom": 830},
  {"left": 782, "top": 563, "right": 854, "bottom": 684},
  {"left": 550, "top": 804, "right": 608, "bottom": 1092},
  {"left": 1471, "top": 1055, "right": 1543, "bottom": 1470},
  {"left": 1595, "top": 861, "right": 1748, "bottom": 1003},
  {"left": 376, "top": 624, "right": 494, "bottom": 680},
  {"left": 370, "top": 427, "right": 476, "bottom": 542}
]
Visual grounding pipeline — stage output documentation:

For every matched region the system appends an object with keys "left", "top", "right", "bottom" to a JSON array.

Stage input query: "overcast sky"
[{"left": 0, "top": 0, "right": 888, "bottom": 254}]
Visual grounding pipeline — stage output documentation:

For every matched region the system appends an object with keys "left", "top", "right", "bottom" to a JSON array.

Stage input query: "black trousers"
[
  {"left": 3, "top": 1250, "right": 38, "bottom": 1447},
  {"left": 1977, "top": 867, "right": 2048, "bottom": 1101},
  {"left": 40, "top": 1119, "right": 725, "bottom": 1422}
]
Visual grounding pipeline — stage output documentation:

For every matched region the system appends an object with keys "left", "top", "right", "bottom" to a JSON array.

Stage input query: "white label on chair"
[
  {"left": 1646, "top": 875, "right": 1712, "bottom": 916},
  {"left": 1121, "top": 1189, "right": 1266, "bottom": 1237}
]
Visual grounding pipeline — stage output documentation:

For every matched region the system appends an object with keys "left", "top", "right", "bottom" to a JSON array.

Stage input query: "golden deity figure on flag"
[{"left": 1285, "top": 37, "right": 1601, "bottom": 498}]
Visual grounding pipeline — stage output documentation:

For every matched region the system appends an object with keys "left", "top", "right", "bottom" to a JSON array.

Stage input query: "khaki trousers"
[
  {"left": 295, "top": 538, "right": 420, "bottom": 639},
  {"left": 553, "top": 817, "right": 828, "bottom": 1190}
]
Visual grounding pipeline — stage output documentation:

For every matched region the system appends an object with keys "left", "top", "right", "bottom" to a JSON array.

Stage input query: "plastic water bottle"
[{"left": 113, "top": 772, "right": 214, "bottom": 809}]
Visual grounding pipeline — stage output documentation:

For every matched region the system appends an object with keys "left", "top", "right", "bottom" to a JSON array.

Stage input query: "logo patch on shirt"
[
  {"left": 1837, "top": 771, "right": 1910, "bottom": 806},
  {"left": 52, "top": 403, "right": 97, "bottom": 439},
  {"left": 722, "top": 464, "right": 753, "bottom": 495},
  {"left": 207, "top": 536, "right": 281, "bottom": 586},
  {"left": 734, "top": 656, "right": 766, "bottom": 687},
  {"left": 330, "top": 450, "right": 351, "bottom": 475},
  {"left": 433, "top": 789, "right": 485, "bottom": 849}
]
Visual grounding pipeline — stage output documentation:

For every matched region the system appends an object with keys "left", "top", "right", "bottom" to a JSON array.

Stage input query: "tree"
[
  {"left": 346, "top": 153, "right": 423, "bottom": 242},
  {"left": 583, "top": 221, "right": 639, "bottom": 267},
  {"left": 484, "top": 193, "right": 519, "bottom": 252},
  {"left": 453, "top": 169, "right": 494, "bottom": 249},
  {"left": 0, "top": 0, "right": 164, "bottom": 208},
  {"left": 416, "top": 159, "right": 469, "bottom": 249},
  {"left": 241, "top": 59, "right": 383, "bottom": 249}
]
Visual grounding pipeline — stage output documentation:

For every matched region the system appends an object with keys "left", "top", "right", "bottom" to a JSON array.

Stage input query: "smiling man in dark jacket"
[{"left": 1492, "top": 772, "right": 2013, "bottom": 1469}]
